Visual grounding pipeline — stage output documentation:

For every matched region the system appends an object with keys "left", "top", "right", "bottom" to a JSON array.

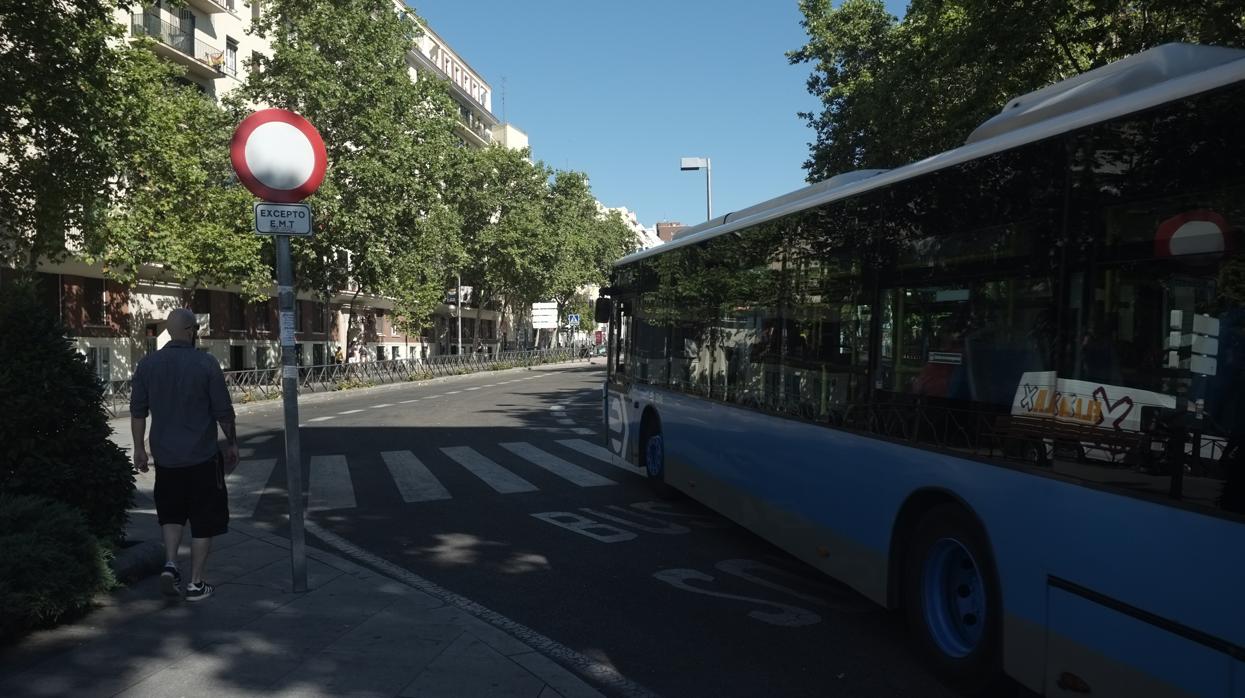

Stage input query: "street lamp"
[{"left": 680, "top": 156, "right": 712, "bottom": 221}]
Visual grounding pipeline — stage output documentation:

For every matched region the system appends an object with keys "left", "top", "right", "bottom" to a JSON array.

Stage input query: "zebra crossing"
[{"left": 227, "top": 439, "right": 633, "bottom": 517}]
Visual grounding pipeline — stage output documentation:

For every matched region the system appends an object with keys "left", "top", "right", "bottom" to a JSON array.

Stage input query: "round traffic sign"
[{"left": 230, "top": 109, "right": 327, "bottom": 203}]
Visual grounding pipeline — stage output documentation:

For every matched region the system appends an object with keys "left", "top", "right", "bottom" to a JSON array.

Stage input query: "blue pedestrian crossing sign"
[{"left": 568, "top": 314, "right": 580, "bottom": 327}]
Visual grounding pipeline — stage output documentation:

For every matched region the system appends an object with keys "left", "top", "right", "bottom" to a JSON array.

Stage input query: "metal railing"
[
  {"left": 130, "top": 12, "right": 223, "bottom": 71},
  {"left": 105, "top": 347, "right": 588, "bottom": 416}
]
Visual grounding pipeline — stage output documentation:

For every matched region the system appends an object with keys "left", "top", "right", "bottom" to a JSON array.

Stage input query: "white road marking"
[
  {"left": 571, "top": 427, "right": 596, "bottom": 435},
  {"left": 556, "top": 439, "right": 645, "bottom": 476},
  {"left": 307, "top": 416, "right": 335, "bottom": 422},
  {"left": 446, "top": 390, "right": 462, "bottom": 395},
  {"left": 227, "top": 458, "right": 277, "bottom": 518},
  {"left": 483, "top": 384, "right": 497, "bottom": 388},
  {"left": 549, "top": 405, "right": 566, "bottom": 412},
  {"left": 338, "top": 409, "right": 364, "bottom": 415},
  {"left": 427, "top": 394, "right": 443, "bottom": 399},
  {"left": 399, "top": 399, "right": 420, "bottom": 404},
  {"left": 440, "top": 447, "right": 536, "bottom": 494},
  {"left": 371, "top": 403, "right": 394, "bottom": 409},
  {"left": 308, "top": 454, "right": 357, "bottom": 511},
  {"left": 556, "top": 418, "right": 575, "bottom": 425},
  {"left": 464, "top": 387, "right": 481, "bottom": 391},
  {"left": 381, "top": 451, "right": 451, "bottom": 503},
  {"left": 500, "top": 442, "right": 614, "bottom": 487}
]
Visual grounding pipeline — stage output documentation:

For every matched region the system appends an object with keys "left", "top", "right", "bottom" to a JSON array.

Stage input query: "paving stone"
[
  {"left": 227, "top": 556, "right": 343, "bottom": 593},
  {"left": 115, "top": 642, "right": 304, "bottom": 697},
  {"left": 269, "top": 654, "right": 426, "bottom": 697},
  {"left": 319, "top": 606, "right": 463, "bottom": 665},
  {"left": 400, "top": 634, "right": 544, "bottom": 698},
  {"left": 0, "top": 670, "right": 142, "bottom": 698},
  {"left": 511, "top": 652, "right": 605, "bottom": 698},
  {"left": 270, "top": 574, "right": 403, "bottom": 620}
]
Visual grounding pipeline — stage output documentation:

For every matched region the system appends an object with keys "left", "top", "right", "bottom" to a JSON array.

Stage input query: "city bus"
[{"left": 597, "top": 44, "right": 1245, "bottom": 697}]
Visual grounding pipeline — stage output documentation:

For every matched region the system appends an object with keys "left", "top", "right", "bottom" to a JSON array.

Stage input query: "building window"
[
  {"left": 311, "top": 302, "right": 325, "bottom": 333},
  {"left": 226, "top": 0, "right": 235, "bottom": 11},
  {"left": 254, "top": 299, "right": 271, "bottom": 331},
  {"left": 225, "top": 37, "right": 238, "bottom": 76},
  {"left": 256, "top": 346, "right": 269, "bottom": 369},
  {"left": 229, "top": 293, "right": 245, "bottom": 331},
  {"left": 85, "top": 347, "right": 110, "bottom": 383},
  {"left": 84, "top": 277, "right": 105, "bottom": 325},
  {"left": 250, "top": 50, "right": 262, "bottom": 77},
  {"left": 391, "top": 346, "right": 401, "bottom": 360},
  {"left": 192, "top": 289, "right": 211, "bottom": 314}
]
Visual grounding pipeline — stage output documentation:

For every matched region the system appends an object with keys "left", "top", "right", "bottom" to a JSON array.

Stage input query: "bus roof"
[{"left": 615, "top": 43, "right": 1245, "bottom": 269}]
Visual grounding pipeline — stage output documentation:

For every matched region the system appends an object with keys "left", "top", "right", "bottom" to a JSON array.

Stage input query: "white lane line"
[
  {"left": 227, "top": 458, "right": 277, "bottom": 518},
  {"left": 309, "top": 454, "right": 357, "bottom": 511},
  {"left": 440, "top": 447, "right": 537, "bottom": 494},
  {"left": 549, "top": 405, "right": 566, "bottom": 412},
  {"left": 371, "top": 403, "right": 394, "bottom": 409},
  {"left": 483, "top": 384, "right": 497, "bottom": 388},
  {"left": 571, "top": 427, "right": 596, "bottom": 435},
  {"left": 307, "top": 416, "right": 335, "bottom": 422},
  {"left": 338, "top": 409, "right": 364, "bottom": 415},
  {"left": 556, "top": 439, "right": 645, "bottom": 476},
  {"left": 427, "top": 394, "right": 444, "bottom": 399},
  {"left": 499, "top": 442, "right": 614, "bottom": 487},
  {"left": 381, "top": 451, "right": 451, "bottom": 503},
  {"left": 446, "top": 390, "right": 462, "bottom": 395},
  {"left": 464, "top": 387, "right": 481, "bottom": 391},
  {"left": 399, "top": 399, "right": 420, "bottom": 404},
  {"left": 302, "top": 520, "right": 659, "bottom": 698}
]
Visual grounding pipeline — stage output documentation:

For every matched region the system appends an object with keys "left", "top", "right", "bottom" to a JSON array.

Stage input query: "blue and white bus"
[{"left": 598, "top": 44, "right": 1245, "bottom": 697}]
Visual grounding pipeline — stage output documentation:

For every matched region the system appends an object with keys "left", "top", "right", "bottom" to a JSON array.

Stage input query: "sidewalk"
[{"left": 0, "top": 508, "right": 605, "bottom": 698}]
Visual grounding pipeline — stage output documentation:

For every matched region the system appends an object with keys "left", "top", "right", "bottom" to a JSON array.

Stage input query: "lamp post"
[{"left": 680, "top": 156, "right": 713, "bottom": 221}]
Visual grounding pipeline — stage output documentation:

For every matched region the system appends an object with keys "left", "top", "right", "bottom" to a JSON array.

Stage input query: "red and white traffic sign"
[{"left": 230, "top": 109, "right": 327, "bottom": 203}]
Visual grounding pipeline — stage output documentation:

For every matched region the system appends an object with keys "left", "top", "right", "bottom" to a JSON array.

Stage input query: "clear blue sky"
[{"left": 412, "top": 1, "right": 908, "bottom": 228}]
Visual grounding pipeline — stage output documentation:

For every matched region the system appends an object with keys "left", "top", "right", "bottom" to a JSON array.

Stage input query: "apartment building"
[{"left": 17, "top": 2, "right": 531, "bottom": 384}]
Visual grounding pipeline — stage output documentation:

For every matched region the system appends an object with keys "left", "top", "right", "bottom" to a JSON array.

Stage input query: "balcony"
[
  {"left": 130, "top": 13, "right": 226, "bottom": 81},
  {"left": 184, "top": 0, "right": 233, "bottom": 13}
]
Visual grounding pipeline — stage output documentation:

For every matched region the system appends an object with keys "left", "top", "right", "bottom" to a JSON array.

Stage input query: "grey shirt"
[{"left": 130, "top": 340, "right": 235, "bottom": 468}]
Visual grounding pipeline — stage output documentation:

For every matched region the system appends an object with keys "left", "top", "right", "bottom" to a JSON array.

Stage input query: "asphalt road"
[{"left": 226, "top": 361, "right": 962, "bottom": 698}]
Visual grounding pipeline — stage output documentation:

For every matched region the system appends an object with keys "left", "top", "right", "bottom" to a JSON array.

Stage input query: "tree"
[
  {"left": 0, "top": 0, "right": 132, "bottom": 273},
  {"left": 448, "top": 145, "right": 551, "bottom": 341},
  {"left": 790, "top": 0, "right": 1245, "bottom": 181},
  {"left": 0, "top": 282, "right": 135, "bottom": 546},
  {"left": 239, "top": 0, "right": 464, "bottom": 341},
  {"left": 87, "top": 43, "right": 270, "bottom": 298}
]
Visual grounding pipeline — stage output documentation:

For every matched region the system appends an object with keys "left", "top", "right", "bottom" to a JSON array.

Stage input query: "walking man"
[{"left": 130, "top": 308, "right": 239, "bottom": 601}]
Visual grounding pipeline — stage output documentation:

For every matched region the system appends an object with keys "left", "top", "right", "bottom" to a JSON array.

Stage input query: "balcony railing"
[{"left": 130, "top": 12, "right": 224, "bottom": 75}]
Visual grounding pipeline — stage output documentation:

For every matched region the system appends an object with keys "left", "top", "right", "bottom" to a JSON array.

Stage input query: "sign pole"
[
  {"left": 230, "top": 108, "right": 325, "bottom": 594},
  {"left": 276, "top": 234, "right": 308, "bottom": 592}
]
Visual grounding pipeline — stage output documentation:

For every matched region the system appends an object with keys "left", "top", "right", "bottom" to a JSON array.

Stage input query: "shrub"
[
  {"left": 0, "top": 494, "right": 114, "bottom": 643},
  {"left": 0, "top": 281, "right": 135, "bottom": 545}
]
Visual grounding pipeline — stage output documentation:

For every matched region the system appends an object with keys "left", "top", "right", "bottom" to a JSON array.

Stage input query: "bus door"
[{"left": 606, "top": 297, "right": 634, "bottom": 459}]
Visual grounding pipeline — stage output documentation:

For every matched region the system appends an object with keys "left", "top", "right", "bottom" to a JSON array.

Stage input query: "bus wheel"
[
  {"left": 902, "top": 504, "right": 1002, "bottom": 695},
  {"left": 641, "top": 423, "right": 678, "bottom": 499}
]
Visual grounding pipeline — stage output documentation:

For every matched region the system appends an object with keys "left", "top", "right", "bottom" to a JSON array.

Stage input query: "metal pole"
[
  {"left": 705, "top": 158, "right": 713, "bottom": 220},
  {"left": 456, "top": 272, "right": 462, "bottom": 355},
  {"left": 276, "top": 235, "right": 307, "bottom": 592}
]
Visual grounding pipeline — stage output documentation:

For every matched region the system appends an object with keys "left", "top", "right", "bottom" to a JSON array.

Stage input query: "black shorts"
[{"left": 154, "top": 454, "right": 229, "bottom": 538}]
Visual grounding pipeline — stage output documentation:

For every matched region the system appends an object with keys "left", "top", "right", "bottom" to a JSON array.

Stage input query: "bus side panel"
[{"left": 649, "top": 388, "right": 1245, "bottom": 696}]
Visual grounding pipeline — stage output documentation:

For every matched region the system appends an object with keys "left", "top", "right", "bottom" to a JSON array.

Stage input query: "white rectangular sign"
[
  {"left": 255, "top": 203, "right": 313, "bottom": 236},
  {"left": 531, "top": 301, "right": 559, "bottom": 329},
  {"left": 280, "top": 311, "right": 295, "bottom": 346}
]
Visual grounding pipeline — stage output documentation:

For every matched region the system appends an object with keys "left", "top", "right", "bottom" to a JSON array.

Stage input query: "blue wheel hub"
[
  {"left": 921, "top": 538, "right": 985, "bottom": 658},
  {"left": 645, "top": 434, "right": 664, "bottom": 478}
]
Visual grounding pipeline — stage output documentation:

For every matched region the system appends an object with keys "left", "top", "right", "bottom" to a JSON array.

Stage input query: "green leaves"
[{"left": 791, "top": 0, "right": 1245, "bottom": 181}]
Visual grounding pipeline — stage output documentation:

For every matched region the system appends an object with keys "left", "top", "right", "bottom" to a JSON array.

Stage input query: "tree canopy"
[{"left": 790, "top": 0, "right": 1245, "bottom": 181}]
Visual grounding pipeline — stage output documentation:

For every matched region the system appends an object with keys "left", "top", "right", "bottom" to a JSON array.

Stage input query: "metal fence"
[{"left": 105, "top": 347, "right": 589, "bottom": 416}]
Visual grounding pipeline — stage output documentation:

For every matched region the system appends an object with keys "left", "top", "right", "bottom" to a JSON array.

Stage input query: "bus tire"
[
  {"left": 640, "top": 421, "right": 678, "bottom": 500},
  {"left": 902, "top": 503, "right": 1003, "bottom": 695}
]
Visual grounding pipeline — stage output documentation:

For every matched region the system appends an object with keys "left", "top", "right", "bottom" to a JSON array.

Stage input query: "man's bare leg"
[
  {"left": 162, "top": 524, "right": 184, "bottom": 566},
  {"left": 190, "top": 536, "right": 212, "bottom": 585}
]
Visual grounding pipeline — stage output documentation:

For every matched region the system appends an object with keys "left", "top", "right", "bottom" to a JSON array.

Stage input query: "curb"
[{"left": 109, "top": 539, "right": 164, "bottom": 585}]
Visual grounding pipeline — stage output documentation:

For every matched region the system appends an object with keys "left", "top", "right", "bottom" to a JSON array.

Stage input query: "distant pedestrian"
[
  {"left": 333, "top": 347, "right": 344, "bottom": 365},
  {"left": 130, "top": 308, "right": 238, "bottom": 602}
]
